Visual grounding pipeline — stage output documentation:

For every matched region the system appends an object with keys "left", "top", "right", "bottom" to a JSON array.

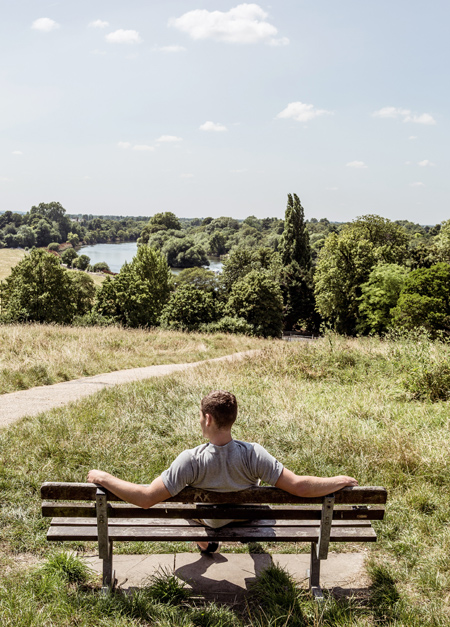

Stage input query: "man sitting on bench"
[{"left": 87, "top": 390, "right": 358, "bottom": 553}]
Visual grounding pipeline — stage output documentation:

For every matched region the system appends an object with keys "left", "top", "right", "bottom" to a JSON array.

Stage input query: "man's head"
[{"left": 200, "top": 390, "right": 238, "bottom": 431}]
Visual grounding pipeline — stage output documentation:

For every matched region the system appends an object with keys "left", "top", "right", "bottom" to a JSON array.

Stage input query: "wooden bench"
[{"left": 41, "top": 482, "right": 387, "bottom": 600}]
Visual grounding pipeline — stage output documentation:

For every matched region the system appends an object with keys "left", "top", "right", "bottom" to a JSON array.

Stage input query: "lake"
[{"left": 79, "top": 242, "right": 223, "bottom": 274}]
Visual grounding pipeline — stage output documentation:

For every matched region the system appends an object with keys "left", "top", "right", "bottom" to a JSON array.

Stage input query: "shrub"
[
  {"left": 61, "top": 248, "right": 78, "bottom": 267},
  {"left": 160, "top": 284, "right": 220, "bottom": 331},
  {"left": 226, "top": 270, "right": 283, "bottom": 338},
  {"left": 199, "top": 316, "right": 253, "bottom": 335},
  {"left": 47, "top": 242, "right": 60, "bottom": 251},
  {"left": 92, "top": 261, "right": 110, "bottom": 273}
]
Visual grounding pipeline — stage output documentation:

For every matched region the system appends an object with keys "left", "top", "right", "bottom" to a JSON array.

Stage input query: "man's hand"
[
  {"left": 334, "top": 475, "right": 359, "bottom": 488},
  {"left": 87, "top": 469, "right": 110, "bottom": 485}
]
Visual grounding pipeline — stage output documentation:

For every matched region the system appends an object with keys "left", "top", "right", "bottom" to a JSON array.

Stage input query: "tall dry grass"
[{"left": 0, "top": 323, "right": 272, "bottom": 394}]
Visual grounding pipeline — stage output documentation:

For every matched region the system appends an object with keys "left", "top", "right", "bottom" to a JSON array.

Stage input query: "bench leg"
[
  {"left": 101, "top": 540, "right": 115, "bottom": 594},
  {"left": 307, "top": 542, "right": 324, "bottom": 602}
]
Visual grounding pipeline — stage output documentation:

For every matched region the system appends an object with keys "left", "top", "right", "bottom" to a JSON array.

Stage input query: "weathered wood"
[
  {"left": 47, "top": 524, "right": 377, "bottom": 543},
  {"left": 49, "top": 517, "right": 373, "bottom": 528},
  {"left": 317, "top": 494, "right": 334, "bottom": 560},
  {"left": 41, "top": 482, "right": 387, "bottom": 505},
  {"left": 42, "top": 502, "right": 385, "bottom": 521}
]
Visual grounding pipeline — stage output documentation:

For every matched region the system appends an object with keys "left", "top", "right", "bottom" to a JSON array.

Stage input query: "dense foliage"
[{"left": 1, "top": 197, "right": 449, "bottom": 337}]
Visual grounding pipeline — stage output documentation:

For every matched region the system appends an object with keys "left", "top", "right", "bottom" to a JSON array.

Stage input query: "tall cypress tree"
[
  {"left": 279, "top": 193, "right": 317, "bottom": 331},
  {"left": 279, "top": 193, "right": 312, "bottom": 270}
]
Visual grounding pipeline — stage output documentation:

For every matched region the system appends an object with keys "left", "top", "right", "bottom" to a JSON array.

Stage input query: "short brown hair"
[{"left": 201, "top": 390, "right": 238, "bottom": 429}]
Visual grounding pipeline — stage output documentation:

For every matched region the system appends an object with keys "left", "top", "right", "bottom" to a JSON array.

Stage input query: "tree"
[
  {"left": 278, "top": 193, "right": 315, "bottom": 331},
  {"left": 73, "top": 254, "right": 90, "bottom": 271},
  {"left": 67, "top": 232, "right": 80, "bottom": 247},
  {"left": 358, "top": 263, "right": 408, "bottom": 334},
  {"left": 150, "top": 212, "right": 181, "bottom": 230},
  {"left": 225, "top": 270, "right": 283, "bottom": 338},
  {"left": 174, "top": 267, "right": 220, "bottom": 293},
  {"left": 220, "top": 247, "right": 281, "bottom": 293},
  {"left": 1, "top": 249, "right": 76, "bottom": 323},
  {"left": 160, "top": 284, "right": 220, "bottom": 331},
  {"left": 61, "top": 248, "right": 78, "bottom": 267},
  {"left": 95, "top": 245, "right": 172, "bottom": 327},
  {"left": 70, "top": 272, "right": 96, "bottom": 315},
  {"left": 279, "top": 194, "right": 311, "bottom": 270},
  {"left": 391, "top": 262, "right": 450, "bottom": 337},
  {"left": 314, "top": 215, "right": 409, "bottom": 334},
  {"left": 162, "top": 237, "right": 209, "bottom": 268}
]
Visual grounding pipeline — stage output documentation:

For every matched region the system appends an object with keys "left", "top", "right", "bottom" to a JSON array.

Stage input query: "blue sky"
[{"left": 0, "top": 1, "right": 448, "bottom": 222}]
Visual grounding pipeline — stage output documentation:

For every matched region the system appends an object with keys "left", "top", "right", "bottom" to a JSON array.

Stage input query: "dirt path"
[{"left": 0, "top": 350, "right": 259, "bottom": 429}]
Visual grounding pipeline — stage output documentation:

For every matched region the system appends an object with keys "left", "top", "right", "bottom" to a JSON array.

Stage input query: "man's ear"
[{"left": 205, "top": 413, "right": 213, "bottom": 427}]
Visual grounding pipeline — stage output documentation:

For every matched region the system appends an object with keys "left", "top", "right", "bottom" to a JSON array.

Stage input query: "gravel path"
[{"left": 0, "top": 350, "right": 259, "bottom": 429}]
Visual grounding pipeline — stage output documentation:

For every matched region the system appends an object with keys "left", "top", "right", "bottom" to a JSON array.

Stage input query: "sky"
[{"left": 0, "top": 1, "right": 449, "bottom": 223}]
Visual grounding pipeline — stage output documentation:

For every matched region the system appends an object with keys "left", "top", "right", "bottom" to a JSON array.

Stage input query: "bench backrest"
[{"left": 41, "top": 482, "right": 386, "bottom": 521}]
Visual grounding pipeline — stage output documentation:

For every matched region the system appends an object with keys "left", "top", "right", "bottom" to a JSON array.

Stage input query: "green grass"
[
  {"left": 0, "top": 324, "right": 272, "bottom": 394},
  {"left": 1, "top": 333, "right": 450, "bottom": 624}
]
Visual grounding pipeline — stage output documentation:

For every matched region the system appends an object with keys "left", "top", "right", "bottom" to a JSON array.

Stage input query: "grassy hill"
[{"left": 0, "top": 332, "right": 449, "bottom": 624}]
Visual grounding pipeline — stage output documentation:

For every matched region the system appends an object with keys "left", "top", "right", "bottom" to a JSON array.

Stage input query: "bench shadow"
[{"left": 174, "top": 545, "right": 273, "bottom": 603}]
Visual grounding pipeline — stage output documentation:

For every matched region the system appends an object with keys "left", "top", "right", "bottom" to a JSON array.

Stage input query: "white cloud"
[
  {"left": 117, "top": 142, "right": 131, "bottom": 149},
  {"left": 133, "top": 145, "right": 154, "bottom": 151},
  {"left": 411, "top": 182, "right": 425, "bottom": 187},
  {"left": 409, "top": 135, "right": 418, "bottom": 140},
  {"left": 373, "top": 107, "right": 436, "bottom": 125},
  {"left": 276, "top": 101, "right": 332, "bottom": 123},
  {"left": 32, "top": 18, "right": 60, "bottom": 32},
  {"left": 181, "top": 173, "right": 194, "bottom": 178},
  {"left": 0, "top": 177, "right": 10, "bottom": 182},
  {"left": 230, "top": 169, "right": 247, "bottom": 174},
  {"left": 106, "top": 30, "right": 142, "bottom": 44},
  {"left": 326, "top": 186, "right": 339, "bottom": 191},
  {"left": 12, "top": 150, "right": 23, "bottom": 155},
  {"left": 346, "top": 161, "right": 368, "bottom": 169},
  {"left": 200, "top": 121, "right": 227, "bottom": 132},
  {"left": 405, "top": 161, "right": 412, "bottom": 165},
  {"left": 91, "top": 49, "right": 107, "bottom": 55},
  {"left": 89, "top": 20, "right": 109, "bottom": 29},
  {"left": 169, "top": 4, "right": 288, "bottom": 46},
  {"left": 154, "top": 45, "right": 186, "bottom": 53},
  {"left": 156, "top": 135, "right": 183, "bottom": 143},
  {"left": 418, "top": 160, "right": 435, "bottom": 167}
]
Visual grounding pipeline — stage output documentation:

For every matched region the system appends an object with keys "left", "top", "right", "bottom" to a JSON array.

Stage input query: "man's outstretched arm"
[
  {"left": 275, "top": 468, "right": 358, "bottom": 498},
  {"left": 86, "top": 470, "right": 171, "bottom": 509}
]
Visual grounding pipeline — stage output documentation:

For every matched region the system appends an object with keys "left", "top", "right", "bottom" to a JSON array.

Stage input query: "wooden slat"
[
  {"left": 49, "top": 517, "right": 372, "bottom": 528},
  {"left": 47, "top": 524, "right": 377, "bottom": 543},
  {"left": 41, "top": 483, "right": 387, "bottom": 505},
  {"left": 41, "top": 502, "right": 385, "bottom": 521}
]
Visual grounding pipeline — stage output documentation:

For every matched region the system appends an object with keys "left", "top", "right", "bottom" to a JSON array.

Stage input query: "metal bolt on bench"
[{"left": 41, "top": 483, "right": 387, "bottom": 598}]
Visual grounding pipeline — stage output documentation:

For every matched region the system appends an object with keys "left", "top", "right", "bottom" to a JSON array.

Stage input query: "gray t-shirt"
[
  {"left": 161, "top": 439, "right": 283, "bottom": 495},
  {"left": 161, "top": 439, "right": 283, "bottom": 527}
]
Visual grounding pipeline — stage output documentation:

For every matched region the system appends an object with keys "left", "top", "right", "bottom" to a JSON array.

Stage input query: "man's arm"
[
  {"left": 86, "top": 470, "right": 171, "bottom": 509},
  {"left": 275, "top": 468, "right": 358, "bottom": 498}
]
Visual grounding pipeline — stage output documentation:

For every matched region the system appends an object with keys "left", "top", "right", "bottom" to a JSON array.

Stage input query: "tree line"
[
  {"left": 1, "top": 196, "right": 449, "bottom": 338},
  {"left": 0, "top": 202, "right": 146, "bottom": 249}
]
